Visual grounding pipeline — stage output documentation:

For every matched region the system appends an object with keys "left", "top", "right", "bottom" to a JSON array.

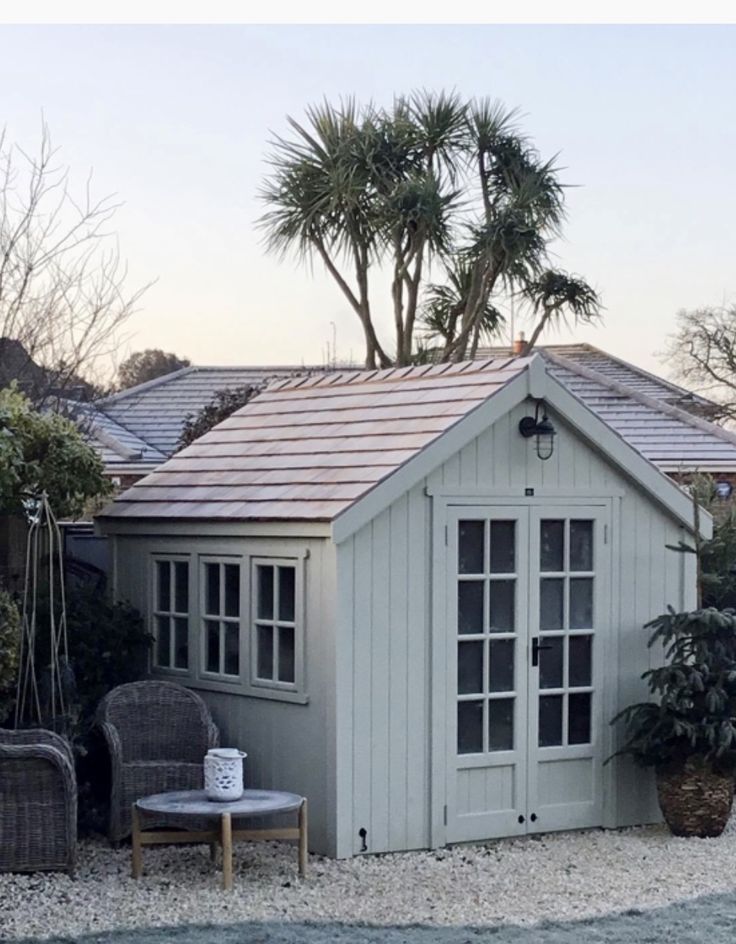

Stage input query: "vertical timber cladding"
[{"left": 341, "top": 400, "right": 693, "bottom": 854}]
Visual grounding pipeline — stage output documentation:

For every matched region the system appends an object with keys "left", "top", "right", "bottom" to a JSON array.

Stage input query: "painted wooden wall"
[
  {"left": 111, "top": 529, "right": 339, "bottom": 855},
  {"left": 334, "top": 398, "right": 696, "bottom": 857}
]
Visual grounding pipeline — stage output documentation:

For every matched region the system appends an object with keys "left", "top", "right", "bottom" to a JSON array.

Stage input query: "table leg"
[
  {"left": 221, "top": 812, "right": 233, "bottom": 891},
  {"left": 298, "top": 799, "right": 308, "bottom": 878},
  {"left": 131, "top": 805, "right": 142, "bottom": 879}
]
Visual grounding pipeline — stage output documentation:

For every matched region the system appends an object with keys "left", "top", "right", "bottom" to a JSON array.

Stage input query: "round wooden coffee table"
[{"left": 131, "top": 789, "right": 307, "bottom": 890}]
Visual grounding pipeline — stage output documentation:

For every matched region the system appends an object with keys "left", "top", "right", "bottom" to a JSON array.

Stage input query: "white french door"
[{"left": 444, "top": 503, "right": 609, "bottom": 842}]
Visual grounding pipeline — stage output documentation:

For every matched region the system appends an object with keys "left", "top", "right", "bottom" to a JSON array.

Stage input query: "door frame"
[{"left": 429, "top": 492, "right": 621, "bottom": 849}]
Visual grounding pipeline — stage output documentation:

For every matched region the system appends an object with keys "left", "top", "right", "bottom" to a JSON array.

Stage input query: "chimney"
[{"left": 513, "top": 332, "right": 526, "bottom": 355}]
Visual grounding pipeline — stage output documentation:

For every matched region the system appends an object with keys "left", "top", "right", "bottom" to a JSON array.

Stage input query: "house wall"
[
  {"left": 335, "top": 398, "right": 696, "bottom": 857},
  {"left": 111, "top": 528, "right": 339, "bottom": 855}
]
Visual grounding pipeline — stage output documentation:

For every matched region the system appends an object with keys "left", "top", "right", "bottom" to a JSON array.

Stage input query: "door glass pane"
[
  {"left": 488, "top": 580, "right": 515, "bottom": 632},
  {"left": 570, "top": 521, "right": 593, "bottom": 571},
  {"left": 224, "top": 564, "right": 240, "bottom": 617},
  {"left": 156, "top": 561, "right": 170, "bottom": 611},
  {"left": 257, "top": 565, "right": 274, "bottom": 619},
  {"left": 174, "top": 561, "right": 188, "bottom": 613},
  {"left": 173, "top": 617, "right": 188, "bottom": 669},
  {"left": 155, "top": 615, "right": 170, "bottom": 667},
  {"left": 540, "top": 578, "right": 564, "bottom": 631},
  {"left": 569, "top": 692, "right": 592, "bottom": 744},
  {"left": 570, "top": 578, "right": 593, "bottom": 629},
  {"left": 278, "top": 566, "right": 296, "bottom": 622},
  {"left": 489, "top": 639, "right": 514, "bottom": 692},
  {"left": 205, "top": 620, "right": 220, "bottom": 673},
  {"left": 539, "top": 694, "right": 563, "bottom": 747},
  {"left": 278, "top": 627, "right": 296, "bottom": 683},
  {"left": 205, "top": 563, "right": 220, "bottom": 615},
  {"left": 539, "top": 636, "right": 563, "bottom": 689},
  {"left": 458, "top": 581, "right": 484, "bottom": 634},
  {"left": 458, "top": 641, "right": 484, "bottom": 694},
  {"left": 458, "top": 700, "right": 484, "bottom": 754},
  {"left": 257, "top": 625, "right": 274, "bottom": 679},
  {"left": 490, "top": 521, "right": 515, "bottom": 574},
  {"left": 488, "top": 698, "right": 514, "bottom": 751},
  {"left": 458, "top": 521, "right": 485, "bottom": 574},
  {"left": 540, "top": 520, "right": 564, "bottom": 572},
  {"left": 569, "top": 634, "right": 593, "bottom": 687}
]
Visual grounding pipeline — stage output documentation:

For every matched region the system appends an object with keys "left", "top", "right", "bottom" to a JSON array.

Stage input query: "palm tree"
[
  {"left": 521, "top": 270, "right": 602, "bottom": 354},
  {"left": 259, "top": 92, "right": 595, "bottom": 367}
]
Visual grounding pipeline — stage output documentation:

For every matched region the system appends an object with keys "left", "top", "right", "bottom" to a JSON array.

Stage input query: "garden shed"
[{"left": 98, "top": 355, "right": 708, "bottom": 858}]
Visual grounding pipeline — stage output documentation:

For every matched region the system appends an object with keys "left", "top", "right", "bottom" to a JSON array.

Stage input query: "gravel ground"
[{"left": 3, "top": 821, "right": 736, "bottom": 942}]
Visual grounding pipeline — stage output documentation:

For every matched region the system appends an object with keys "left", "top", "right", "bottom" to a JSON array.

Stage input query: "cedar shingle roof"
[{"left": 100, "top": 357, "right": 531, "bottom": 521}]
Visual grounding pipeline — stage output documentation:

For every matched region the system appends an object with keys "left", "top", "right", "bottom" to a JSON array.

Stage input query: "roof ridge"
[
  {"left": 544, "top": 350, "right": 736, "bottom": 448},
  {"left": 99, "top": 365, "right": 198, "bottom": 405},
  {"left": 270, "top": 357, "right": 528, "bottom": 392}
]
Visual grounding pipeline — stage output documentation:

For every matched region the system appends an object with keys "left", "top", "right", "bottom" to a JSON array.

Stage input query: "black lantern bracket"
[{"left": 519, "top": 399, "right": 556, "bottom": 461}]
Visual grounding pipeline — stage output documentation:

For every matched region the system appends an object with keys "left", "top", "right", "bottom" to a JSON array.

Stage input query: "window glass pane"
[
  {"left": 568, "top": 692, "right": 592, "bottom": 744},
  {"left": 488, "top": 639, "right": 514, "bottom": 692},
  {"left": 458, "top": 521, "right": 484, "bottom": 574},
  {"left": 173, "top": 617, "right": 188, "bottom": 669},
  {"left": 224, "top": 564, "right": 240, "bottom": 617},
  {"left": 488, "top": 580, "right": 515, "bottom": 632},
  {"left": 457, "top": 641, "right": 483, "bottom": 694},
  {"left": 489, "top": 521, "right": 515, "bottom": 574},
  {"left": 458, "top": 581, "right": 484, "bottom": 635},
  {"left": 155, "top": 615, "right": 170, "bottom": 667},
  {"left": 205, "top": 563, "right": 220, "bottom": 615},
  {"left": 569, "top": 634, "right": 593, "bottom": 687},
  {"left": 540, "top": 520, "right": 565, "bottom": 572},
  {"left": 488, "top": 698, "right": 514, "bottom": 751},
  {"left": 257, "top": 565, "right": 274, "bottom": 620},
  {"left": 539, "top": 694, "right": 563, "bottom": 747},
  {"left": 570, "top": 578, "right": 593, "bottom": 629},
  {"left": 539, "top": 635, "right": 564, "bottom": 689},
  {"left": 570, "top": 521, "right": 593, "bottom": 572},
  {"left": 174, "top": 561, "right": 188, "bottom": 613},
  {"left": 278, "top": 627, "right": 296, "bottom": 684},
  {"left": 257, "top": 624, "right": 274, "bottom": 679},
  {"left": 540, "top": 578, "right": 564, "bottom": 631},
  {"left": 205, "top": 620, "right": 220, "bottom": 673},
  {"left": 224, "top": 623, "right": 239, "bottom": 676},
  {"left": 156, "top": 561, "right": 170, "bottom": 611},
  {"left": 457, "top": 700, "right": 483, "bottom": 754},
  {"left": 278, "top": 566, "right": 296, "bottom": 622}
]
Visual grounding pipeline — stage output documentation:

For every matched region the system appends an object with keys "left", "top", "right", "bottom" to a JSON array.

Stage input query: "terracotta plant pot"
[{"left": 656, "top": 758, "right": 734, "bottom": 838}]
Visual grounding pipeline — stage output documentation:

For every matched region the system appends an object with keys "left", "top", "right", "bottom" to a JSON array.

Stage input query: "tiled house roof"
[{"left": 100, "top": 357, "right": 531, "bottom": 520}]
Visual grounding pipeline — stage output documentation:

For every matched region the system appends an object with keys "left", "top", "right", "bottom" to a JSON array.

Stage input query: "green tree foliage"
[
  {"left": 614, "top": 607, "right": 736, "bottom": 773},
  {"left": 117, "top": 349, "right": 191, "bottom": 390},
  {"left": 260, "top": 91, "right": 601, "bottom": 367},
  {"left": 177, "top": 384, "right": 262, "bottom": 450},
  {"left": 0, "top": 385, "right": 111, "bottom": 518},
  {"left": 0, "top": 589, "right": 21, "bottom": 724}
]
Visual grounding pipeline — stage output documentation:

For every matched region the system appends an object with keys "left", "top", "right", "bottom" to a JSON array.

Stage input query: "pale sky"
[{"left": 0, "top": 23, "right": 734, "bottom": 377}]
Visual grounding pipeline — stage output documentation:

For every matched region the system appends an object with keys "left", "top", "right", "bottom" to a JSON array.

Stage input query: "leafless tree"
[
  {"left": 667, "top": 305, "right": 736, "bottom": 422},
  {"left": 0, "top": 122, "right": 151, "bottom": 403}
]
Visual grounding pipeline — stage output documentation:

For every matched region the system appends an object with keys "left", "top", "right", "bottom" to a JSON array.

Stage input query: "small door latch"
[{"left": 531, "top": 637, "right": 552, "bottom": 667}]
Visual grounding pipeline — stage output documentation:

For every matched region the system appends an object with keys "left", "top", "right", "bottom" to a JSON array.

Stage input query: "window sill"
[{"left": 150, "top": 669, "right": 309, "bottom": 705}]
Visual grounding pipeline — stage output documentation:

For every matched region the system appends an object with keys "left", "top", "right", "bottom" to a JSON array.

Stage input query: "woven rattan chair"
[
  {"left": 97, "top": 680, "right": 219, "bottom": 842},
  {"left": 0, "top": 728, "right": 77, "bottom": 875}
]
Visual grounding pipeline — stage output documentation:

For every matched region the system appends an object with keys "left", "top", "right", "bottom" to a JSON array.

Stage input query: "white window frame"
[
  {"left": 150, "top": 555, "right": 191, "bottom": 675},
  {"left": 250, "top": 556, "right": 306, "bottom": 698},
  {"left": 199, "top": 556, "right": 244, "bottom": 682}
]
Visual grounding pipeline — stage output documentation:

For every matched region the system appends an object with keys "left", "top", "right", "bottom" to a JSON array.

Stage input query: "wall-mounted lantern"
[
  {"left": 519, "top": 400, "right": 556, "bottom": 461},
  {"left": 715, "top": 480, "right": 733, "bottom": 501}
]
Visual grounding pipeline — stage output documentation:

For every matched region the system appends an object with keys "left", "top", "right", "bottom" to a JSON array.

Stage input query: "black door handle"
[{"left": 531, "top": 637, "right": 552, "bottom": 667}]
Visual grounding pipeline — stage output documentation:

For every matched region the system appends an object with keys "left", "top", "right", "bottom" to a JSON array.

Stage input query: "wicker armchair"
[
  {"left": 0, "top": 728, "right": 77, "bottom": 875},
  {"left": 97, "top": 680, "right": 219, "bottom": 841}
]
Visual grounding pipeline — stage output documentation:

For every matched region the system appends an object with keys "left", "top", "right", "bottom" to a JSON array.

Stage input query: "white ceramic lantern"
[{"left": 204, "top": 748, "right": 247, "bottom": 801}]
